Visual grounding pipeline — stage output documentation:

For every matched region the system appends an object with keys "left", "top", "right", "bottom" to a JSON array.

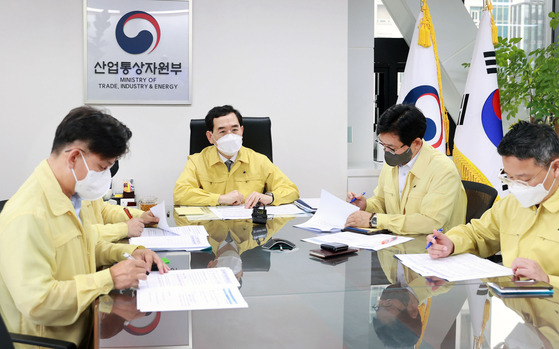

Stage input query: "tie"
[
  {"left": 225, "top": 160, "right": 233, "bottom": 172},
  {"left": 225, "top": 232, "right": 234, "bottom": 243}
]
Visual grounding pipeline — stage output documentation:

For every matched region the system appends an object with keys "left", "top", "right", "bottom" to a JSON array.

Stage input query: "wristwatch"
[
  {"left": 369, "top": 214, "right": 377, "bottom": 228},
  {"left": 265, "top": 192, "right": 274, "bottom": 204}
]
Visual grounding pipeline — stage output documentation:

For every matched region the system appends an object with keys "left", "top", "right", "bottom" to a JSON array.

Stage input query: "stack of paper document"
[
  {"left": 174, "top": 206, "right": 206, "bottom": 216},
  {"left": 303, "top": 232, "right": 412, "bottom": 251},
  {"left": 294, "top": 189, "right": 359, "bottom": 232},
  {"left": 394, "top": 253, "right": 514, "bottom": 282},
  {"left": 209, "top": 204, "right": 305, "bottom": 220},
  {"left": 294, "top": 198, "right": 320, "bottom": 213},
  {"left": 129, "top": 226, "right": 210, "bottom": 251},
  {"left": 137, "top": 268, "right": 248, "bottom": 311}
]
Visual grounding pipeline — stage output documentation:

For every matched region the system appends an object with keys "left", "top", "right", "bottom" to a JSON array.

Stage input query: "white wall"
[{"left": 0, "top": 0, "right": 348, "bottom": 207}]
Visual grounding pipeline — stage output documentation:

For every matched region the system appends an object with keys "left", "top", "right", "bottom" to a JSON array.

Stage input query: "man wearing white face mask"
[
  {"left": 427, "top": 121, "right": 559, "bottom": 286},
  {"left": 82, "top": 161, "right": 160, "bottom": 242},
  {"left": 0, "top": 106, "right": 169, "bottom": 347},
  {"left": 174, "top": 105, "right": 299, "bottom": 208}
]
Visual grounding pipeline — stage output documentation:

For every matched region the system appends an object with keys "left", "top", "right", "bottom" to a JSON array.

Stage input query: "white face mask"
[
  {"left": 508, "top": 165, "right": 556, "bottom": 208},
  {"left": 213, "top": 133, "right": 243, "bottom": 157},
  {"left": 71, "top": 152, "right": 112, "bottom": 201}
]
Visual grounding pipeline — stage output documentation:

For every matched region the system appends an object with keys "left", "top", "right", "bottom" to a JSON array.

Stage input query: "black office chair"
[
  {"left": 0, "top": 314, "right": 77, "bottom": 349},
  {"left": 462, "top": 180, "right": 498, "bottom": 223},
  {"left": 189, "top": 117, "right": 273, "bottom": 162},
  {"left": 462, "top": 180, "right": 501, "bottom": 263}
]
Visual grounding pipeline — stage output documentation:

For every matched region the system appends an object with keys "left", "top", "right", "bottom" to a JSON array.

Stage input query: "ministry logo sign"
[
  {"left": 86, "top": 0, "right": 191, "bottom": 104},
  {"left": 116, "top": 11, "right": 161, "bottom": 54}
]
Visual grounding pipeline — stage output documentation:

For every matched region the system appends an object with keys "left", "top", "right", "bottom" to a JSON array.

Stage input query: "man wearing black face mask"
[{"left": 345, "top": 104, "right": 467, "bottom": 235}]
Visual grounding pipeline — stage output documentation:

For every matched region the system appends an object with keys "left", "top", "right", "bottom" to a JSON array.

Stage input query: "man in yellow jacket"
[
  {"left": 345, "top": 104, "right": 467, "bottom": 234},
  {"left": 83, "top": 162, "right": 159, "bottom": 242},
  {"left": 428, "top": 121, "right": 559, "bottom": 286},
  {"left": 0, "top": 106, "right": 168, "bottom": 347},
  {"left": 174, "top": 105, "right": 299, "bottom": 208}
]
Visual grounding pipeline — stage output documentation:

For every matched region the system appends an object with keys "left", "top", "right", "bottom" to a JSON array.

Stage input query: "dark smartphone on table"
[{"left": 320, "top": 242, "right": 348, "bottom": 253}]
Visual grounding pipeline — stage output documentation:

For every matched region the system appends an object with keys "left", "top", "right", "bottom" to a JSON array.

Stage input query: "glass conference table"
[{"left": 95, "top": 215, "right": 559, "bottom": 349}]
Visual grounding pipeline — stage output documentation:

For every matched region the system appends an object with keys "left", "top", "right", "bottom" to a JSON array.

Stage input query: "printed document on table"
[
  {"left": 394, "top": 253, "right": 514, "bottom": 282},
  {"left": 137, "top": 268, "right": 248, "bottom": 311},
  {"left": 129, "top": 226, "right": 210, "bottom": 251},
  {"left": 294, "top": 198, "right": 320, "bottom": 213},
  {"left": 209, "top": 204, "right": 305, "bottom": 220},
  {"left": 303, "top": 232, "right": 413, "bottom": 251},
  {"left": 294, "top": 189, "right": 359, "bottom": 232}
]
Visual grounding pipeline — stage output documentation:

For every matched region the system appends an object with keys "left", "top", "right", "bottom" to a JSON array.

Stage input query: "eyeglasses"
[
  {"left": 372, "top": 299, "right": 405, "bottom": 312},
  {"left": 375, "top": 138, "right": 407, "bottom": 155},
  {"left": 498, "top": 166, "right": 548, "bottom": 188}
]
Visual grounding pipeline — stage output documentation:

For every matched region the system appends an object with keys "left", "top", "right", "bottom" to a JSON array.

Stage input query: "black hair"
[
  {"left": 377, "top": 104, "right": 427, "bottom": 146},
  {"left": 497, "top": 120, "right": 559, "bottom": 167},
  {"left": 372, "top": 284, "right": 422, "bottom": 348},
  {"left": 51, "top": 106, "right": 132, "bottom": 159},
  {"left": 204, "top": 105, "right": 243, "bottom": 132}
]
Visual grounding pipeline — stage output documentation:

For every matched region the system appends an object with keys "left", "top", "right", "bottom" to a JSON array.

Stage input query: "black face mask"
[{"left": 384, "top": 146, "right": 412, "bottom": 167}]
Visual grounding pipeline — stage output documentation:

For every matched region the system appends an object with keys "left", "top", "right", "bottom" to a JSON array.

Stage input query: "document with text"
[
  {"left": 129, "top": 226, "right": 210, "bottom": 251},
  {"left": 137, "top": 268, "right": 248, "bottom": 312},
  {"left": 294, "top": 189, "right": 359, "bottom": 232},
  {"left": 209, "top": 204, "right": 305, "bottom": 220},
  {"left": 303, "top": 232, "right": 413, "bottom": 251},
  {"left": 394, "top": 253, "right": 514, "bottom": 282}
]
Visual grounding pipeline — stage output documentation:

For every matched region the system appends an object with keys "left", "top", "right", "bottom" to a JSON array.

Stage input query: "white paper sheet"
[
  {"left": 149, "top": 201, "right": 172, "bottom": 232},
  {"left": 136, "top": 268, "right": 248, "bottom": 311},
  {"left": 129, "top": 226, "right": 210, "bottom": 251},
  {"left": 294, "top": 189, "right": 359, "bottom": 232},
  {"left": 209, "top": 204, "right": 305, "bottom": 220},
  {"left": 302, "top": 232, "right": 413, "bottom": 251},
  {"left": 394, "top": 253, "right": 514, "bottom": 282}
]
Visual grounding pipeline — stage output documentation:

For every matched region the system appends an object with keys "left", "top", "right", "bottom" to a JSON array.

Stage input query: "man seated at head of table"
[
  {"left": 0, "top": 106, "right": 169, "bottom": 347},
  {"left": 427, "top": 121, "right": 559, "bottom": 286},
  {"left": 345, "top": 104, "right": 467, "bottom": 235},
  {"left": 174, "top": 105, "right": 299, "bottom": 208}
]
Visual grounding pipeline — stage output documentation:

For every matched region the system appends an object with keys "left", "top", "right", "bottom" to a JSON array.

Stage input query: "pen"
[
  {"left": 123, "top": 252, "right": 134, "bottom": 260},
  {"left": 380, "top": 236, "right": 397, "bottom": 244},
  {"left": 425, "top": 228, "right": 443, "bottom": 249},
  {"left": 123, "top": 207, "right": 133, "bottom": 219},
  {"left": 123, "top": 253, "right": 149, "bottom": 275},
  {"left": 349, "top": 192, "right": 366, "bottom": 204}
]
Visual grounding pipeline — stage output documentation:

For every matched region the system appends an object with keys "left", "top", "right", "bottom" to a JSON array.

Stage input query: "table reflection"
[
  {"left": 175, "top": 214, "right": 294, "bottom": 280},
  {"left": 496, "top": 292, "right": 559, "bottom": 348},
  {"left": 95, "top": 215, "right": 559, "bottom": 348}
]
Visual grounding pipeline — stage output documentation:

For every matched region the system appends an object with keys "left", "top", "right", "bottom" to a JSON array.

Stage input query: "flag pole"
[{"left": 419, "top": 0, "right": 450, "bottom": 155}]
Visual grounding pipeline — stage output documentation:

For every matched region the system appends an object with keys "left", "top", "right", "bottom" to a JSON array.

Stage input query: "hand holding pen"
[
  {"left": 425, "top": 228, "right": 443, "bottom": 249},
  {"left": 346, "top": 191, "right": 366, "bottom": 210},
  {"left": 109, "top": 252, "right": 150, "bottom": 290},
  {"left": 123, "top": 207, "right": 145, "bottom": 238},
  {"left": 426, "top": 228, "right": 454, "bottom": 259}
]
